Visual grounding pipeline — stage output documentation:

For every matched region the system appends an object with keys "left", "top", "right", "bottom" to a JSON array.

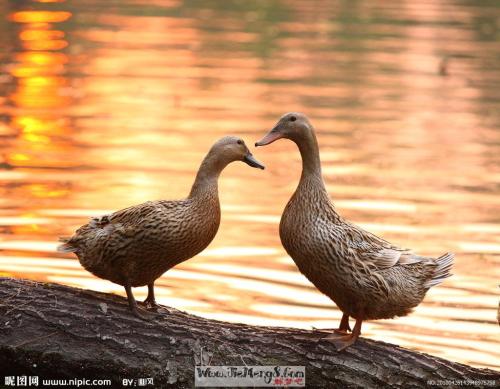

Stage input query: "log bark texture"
[{"left": 0, "top": 277, "right": 498, "bottom": 388}]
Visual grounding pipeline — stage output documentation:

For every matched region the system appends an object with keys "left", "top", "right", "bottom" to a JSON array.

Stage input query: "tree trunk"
[{"left": 0, "top": 277, "right": 498, "bottom": 388}]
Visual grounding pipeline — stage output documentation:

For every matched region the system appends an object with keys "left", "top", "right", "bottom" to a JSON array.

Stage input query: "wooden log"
[{"left": 0, "top": 277, "right": 498, "bottom": 388}]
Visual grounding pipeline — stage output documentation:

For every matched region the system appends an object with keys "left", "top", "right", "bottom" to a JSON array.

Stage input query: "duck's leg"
[
  {"left": 327, "top": 318, "right": 363, "bottom": 352},
  {"left": 143, "top": 282, "right": 159, "bottom": 310},
  {"left": 125, "top": 284, "right": 151, "bottom": 320},
  {"left": 334, "top": 313, "right": 351, "bottom": 334},
  {"left": 319, "top": 313, "right": 352, "bottom": 338}
]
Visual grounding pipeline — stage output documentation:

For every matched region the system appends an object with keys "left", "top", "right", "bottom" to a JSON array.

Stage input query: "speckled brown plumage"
[
  {"left": 256, "top": 112, "right": 454, "bottom": 350},
  {"left": 58, "top": 136, "right": 264, "bottom": 318}
]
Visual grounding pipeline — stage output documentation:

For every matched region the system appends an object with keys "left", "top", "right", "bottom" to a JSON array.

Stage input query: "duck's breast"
[
  {"left": 169, "top": 199, "right": 221, "bottom": 260},
  {"left": 126, "top": 199, "right": 221, "bottom": 277},
  {"left": 279, "top": 195, "right": 343, "bottom": 293}
]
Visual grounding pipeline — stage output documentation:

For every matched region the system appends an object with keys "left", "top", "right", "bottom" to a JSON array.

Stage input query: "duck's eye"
[
  {"left": 237, "top": 139, "right": 243, "bottom": 145},
  {"left": 290, "top": 116, "right": 297, "bottom": 122}
]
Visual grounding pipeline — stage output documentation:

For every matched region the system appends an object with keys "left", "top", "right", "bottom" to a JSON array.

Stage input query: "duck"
[
  {"left": 255, "top": 113, "right": 454, "bottom": 350},
  {"left": 58, "top": 136, "right": 264, "bottom": 318}
]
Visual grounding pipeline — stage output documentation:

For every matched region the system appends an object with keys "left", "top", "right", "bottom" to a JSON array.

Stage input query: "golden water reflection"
[{"left": 0, "top": 0, "right": 499, "bottom": 370}]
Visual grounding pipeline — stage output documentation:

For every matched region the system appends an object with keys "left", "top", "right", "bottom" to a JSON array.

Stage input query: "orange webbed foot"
[
  {"left": 324, "top": 317, "right": 362, "bottom": 351},
  {"left": 330, "top": 334, "right": 358, "bottom": 351}
]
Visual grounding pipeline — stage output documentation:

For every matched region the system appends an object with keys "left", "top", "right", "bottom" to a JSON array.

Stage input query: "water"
[{"left": 1, "top": 0, "right": 499, "bottom": 370}]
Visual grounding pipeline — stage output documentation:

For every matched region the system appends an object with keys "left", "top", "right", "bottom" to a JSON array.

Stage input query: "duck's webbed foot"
[
  {"left": 324, "top": 318, "right": 362, "bottom": 351},
  {"left": 125, "top": 285, "right": 156, "bottom": 320},
  {"left": 314, "top": 313, "right": 352, "bottom": 339},
  {"left": 328, "top": 333, "right": 358, "bottom": 351},
  {"left": 131, "top": 304, "right": 156, "bottom": 320},
  {"left": 143, "top": 300, "right": 159, "bottom": 310}
]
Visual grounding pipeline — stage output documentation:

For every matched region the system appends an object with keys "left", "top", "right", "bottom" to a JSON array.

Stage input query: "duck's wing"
[
  {"left": 59, "top": 201, "right": 175, "bottom": 253},
  {"left": 341, "top": 222, "right": 423, "bottom": 270},
  {"left": 107, "top": 200, "right": 164, "bottom": 227}
]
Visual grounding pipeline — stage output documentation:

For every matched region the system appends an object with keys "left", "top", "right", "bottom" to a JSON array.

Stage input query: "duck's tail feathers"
[
  {"left": 425, "top": 252, "right": 454, "bottom": 288},
  {"left": 57, "top": 237, "right": 77, "bottom": 253}
]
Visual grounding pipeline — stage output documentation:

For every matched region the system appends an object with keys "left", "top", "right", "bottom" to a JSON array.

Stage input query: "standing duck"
[
  {"left": 255, "top": 113, "right": 453, "bottom": 350},
  {"left": 58, "top": 136, "right": 264, "bottom": 318}
]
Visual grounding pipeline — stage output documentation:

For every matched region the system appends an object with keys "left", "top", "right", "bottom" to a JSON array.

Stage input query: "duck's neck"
[
  {"left": 296, "top": 132, "right": 323, "bottom": 184},
  {"left": 189, "top": 152, "right": 225, "bottom": 200},
  {"left": 293, "top": 131, "right": 341, "bottom": 220}
]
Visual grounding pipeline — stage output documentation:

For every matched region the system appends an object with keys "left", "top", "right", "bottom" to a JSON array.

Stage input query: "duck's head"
[
  {"left": 210, "top": 136, "right": 265, "bottom": 170},
  {"left": 255, "top": 112, "right": 313, "bottom": 147}
]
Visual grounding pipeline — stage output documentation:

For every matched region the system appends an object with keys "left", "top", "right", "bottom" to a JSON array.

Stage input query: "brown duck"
[
  {"left": 58, "top": 136, "right": 264, "bottom": 318},
  {"left": 256, "top": 113, "right": 454, "bottom": 350}
]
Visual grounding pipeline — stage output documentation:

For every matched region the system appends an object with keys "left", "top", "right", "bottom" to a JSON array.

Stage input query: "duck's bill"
[
  {"left": 255, "top": 131, "right": 282, "bottom": 147},
  {"left": 243, "top": 154, "right": 265, "bottom": 170}
]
